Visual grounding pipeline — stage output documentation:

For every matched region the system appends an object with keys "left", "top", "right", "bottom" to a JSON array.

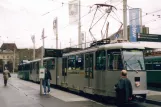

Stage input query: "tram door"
[
  {"left": 62, "top": 58, "right": 67, "bottom": 82},
  {"left": 85, "top": 53, "right": 93, "bottom": 87}
]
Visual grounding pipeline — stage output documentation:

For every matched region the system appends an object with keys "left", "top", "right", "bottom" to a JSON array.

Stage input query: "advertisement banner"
[
  {"left": 68, "top": 0, "right": 79, "bottom": 24},
  {"left": 129, "top": 8, "right": 140, "bottom": 42},
  {"left": 53, "top": 17, "right": 58, "bottom": 34}
]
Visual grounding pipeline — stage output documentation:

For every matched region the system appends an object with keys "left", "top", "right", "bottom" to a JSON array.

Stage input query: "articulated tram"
[{"left": 18, "top": 42, "right": 148, "bottom": 100}]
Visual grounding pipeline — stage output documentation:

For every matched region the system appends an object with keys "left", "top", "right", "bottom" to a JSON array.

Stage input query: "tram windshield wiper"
[
  {"left": 122, "top": 50, "right": 145, "bottom": 71},
  {"left": 124, "top": 61, "right": 139, "bottom": 73}
]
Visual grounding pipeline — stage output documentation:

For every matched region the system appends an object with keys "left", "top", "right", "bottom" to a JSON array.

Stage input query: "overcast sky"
[{"left": 0, "top": 0, "right": 161, "bottom": 49}]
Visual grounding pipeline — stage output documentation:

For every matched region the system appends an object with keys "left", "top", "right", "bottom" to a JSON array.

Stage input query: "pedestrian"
[
  {"left": 115, "top": 70, "right": 133, "bottom": 107},
  {"left": 43, "top": 67, "right": 52, "bottom": 95},
  {"left": 3, "top": 67, "right": 11, "bottom": 86}
]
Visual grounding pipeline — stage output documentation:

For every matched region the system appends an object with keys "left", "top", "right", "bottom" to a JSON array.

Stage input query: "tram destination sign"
[
  {"left": 137, "top": 33, "right": 161, "bottom": 42},
  {"left": 44, "top": 49, "right": 62, "bottom": 57}
]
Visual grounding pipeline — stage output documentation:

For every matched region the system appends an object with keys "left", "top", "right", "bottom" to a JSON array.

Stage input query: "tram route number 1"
[{"left": 39, "top": 67, "right": 45, "bottom": 79}]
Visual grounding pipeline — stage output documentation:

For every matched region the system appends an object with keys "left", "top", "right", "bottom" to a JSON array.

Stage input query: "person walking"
[
  {"left": 115, "top": 70, "right": 133, "bottom": 107},
  {"left": 3, "top": 67, "right": 11, "bottom": 86},
  {"left": 43, "top": 67, "right": 52, "bottom": 94}
]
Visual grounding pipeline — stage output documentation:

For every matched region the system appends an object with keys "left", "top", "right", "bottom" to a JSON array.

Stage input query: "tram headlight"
[{"left": 135, "top": 81, "right": 140, "bottom": 87}]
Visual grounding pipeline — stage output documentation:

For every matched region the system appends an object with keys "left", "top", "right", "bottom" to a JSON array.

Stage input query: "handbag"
[{"left": 8, "top": 73, "right": 11, "bottom": 78}]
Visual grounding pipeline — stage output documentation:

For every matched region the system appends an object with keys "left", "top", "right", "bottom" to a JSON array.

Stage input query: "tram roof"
[
  {"left": 27, "top": 57, "right": 54, "bottom": 63},
  {"left": 63, "top": 42, "right": 145, "bottom": 56},
  {"left": 145, "top": 56, "right": 161, "bottom": 60},
  {"left": 139, "top": 42, "right": 161, "bottom": 50}
]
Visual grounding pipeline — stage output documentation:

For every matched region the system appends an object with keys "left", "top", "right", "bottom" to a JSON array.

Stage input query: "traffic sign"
[
  {"left": 39, "top": 67, "right": 45, "bottom": 79},
  {"left": 44, "top": 49, "right": 62, "bottom": 57}
]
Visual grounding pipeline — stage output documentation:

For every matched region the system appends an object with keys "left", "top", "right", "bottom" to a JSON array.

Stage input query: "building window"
[
  {"left": 3, "top": 56, "right": 5, "bottom": 59},
  {"left": 7, "top": 56, "right": 9, "bottom": 58}
]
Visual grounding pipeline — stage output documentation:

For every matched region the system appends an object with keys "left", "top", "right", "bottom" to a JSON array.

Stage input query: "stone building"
[{"left": 0, "top": 43, "right": 19, "bottom": 72}]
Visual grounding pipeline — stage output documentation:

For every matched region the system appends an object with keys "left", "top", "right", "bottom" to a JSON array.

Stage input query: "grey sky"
[{"left": 0, "top": 0, "right": 161, "bottom": 49}]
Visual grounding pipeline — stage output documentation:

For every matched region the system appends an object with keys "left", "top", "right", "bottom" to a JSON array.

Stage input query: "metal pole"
[
  {"left": 140, "top": 8, "right": 143, "bottom": 33},
  {"left": 123, "top": 0, "right": 127, "bottom": 40},
  {"left": 78, "top": 0, "right": 82, "bottom": 48},
  {"left": 33, "top": 40, "right": 35, "bottom": 60},
  {"left": 60, "top": 42, "right": 61, "bottom": 49},
  {"left": 56, "top": 18, "right": 58, "bottom": 49},
  {"left": 13, "top": 46, "right": 15, "bottom": 74},
  {"left": 70, "top": 38, "right": 72, "bottom": 47},
  {"left": 40, "top": 29, "right": 44, "bottom": 95},
  {"left": 85, "top": 32, "right": 86, "bottom": 48}
]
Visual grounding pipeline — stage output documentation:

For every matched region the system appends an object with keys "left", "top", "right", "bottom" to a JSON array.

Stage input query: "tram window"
[
  {"left": 27, "top": 64, "right": 30, "bottom": 70},
  {"left": 30, "top": 63, "right": 33, "bottom": 74},
  {"left": 96, "top": 50, "right": 106, "bottom": 70},
  {"left": 153, "top": 62, "right": 161, "bottom": 70},
  {"left": 62, "top": 58, "right": 67, "bottom": 76},
  {"left": 75, "top": 54, "right": 84, "bottom": 70},
  {"left": 107, "top": 51, "right": 123, "bottom": 70},
  {"left": 18, "top": 65, "right": 22, "bottom": 71},
  {"left": 68, "top": 55, "right": 76, "bottom": 70},
  {"left": 47, "top": 59, "right": 55, "bottom": 70},
  {"left": 36, "top": 62, "right": 39, "bottom": 74},
  {"left": 33, "top": 62, "right": 36, "bottom": 70}
]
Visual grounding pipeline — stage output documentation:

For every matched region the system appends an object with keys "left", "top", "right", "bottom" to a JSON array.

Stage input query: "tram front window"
[{"left": 123, "top": 50, "right": 145, "bottom": 71}]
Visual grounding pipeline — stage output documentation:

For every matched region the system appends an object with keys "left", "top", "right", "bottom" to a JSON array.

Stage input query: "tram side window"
[
  {"left": 75, "top": 54, "right": 84, "bottom": 70},
  {"left": 30, "top": 63, "right": 32, "bottom": 74},
  {"left": 18, "top": 65, "right": 22, "bottom": 71},
  {"left": 36, "top": 62, "right": 39, "bottom": 74},
  {"left": 25, "top": 64, "right": 30, "bottom": 71},
  {"left": 153, "top": 61, "right": 161, "bottom": 70},
  {"left": 47, "top": 59, "right": 55, "bottom": 70},
  {"left": 145, "top": 61, "right": 153, "bottom": 70},
  {"left": 96, "top": 50, "right": 106, "bottom": 70},
  {"left": 108, "top": 52, "right": 123, "bottom": 70},
  {"left": 33, "top": 62, "right": 36, "bottom": 70},
  {"left": 68, "top": 55, "right": 76, "bottom": 70}
]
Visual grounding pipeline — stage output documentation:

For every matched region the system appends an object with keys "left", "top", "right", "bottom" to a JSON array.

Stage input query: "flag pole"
[{"left": 78, "top": 0, "right": 82, "bottom": 48}]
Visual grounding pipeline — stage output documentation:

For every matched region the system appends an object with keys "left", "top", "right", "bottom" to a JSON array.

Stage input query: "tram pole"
[{"left": 123, "top": 0, "right": 128, "bottom": 40}]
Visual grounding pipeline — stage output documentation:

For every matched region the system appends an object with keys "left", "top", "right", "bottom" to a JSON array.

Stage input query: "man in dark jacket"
[
  {"left": 43, "top": 67, "right": 52, "bottom": 94},
  {"left": 115, "top": 70, "right": 132, "bottom": 107}
]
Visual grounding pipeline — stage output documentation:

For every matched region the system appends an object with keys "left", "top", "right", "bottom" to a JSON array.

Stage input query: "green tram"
[{"left": 145, "top": 56, "right": 161, "bottom": 88}]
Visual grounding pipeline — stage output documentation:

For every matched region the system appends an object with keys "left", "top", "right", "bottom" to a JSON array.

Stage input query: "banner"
[
  {"left": 68, "top": 0, "right": 79, "bottom": 24},
  {"left": 42, "top": 28, "right": 45, "bottom": 39},
  {"left": 53, "top": 17, "right": 58, "bottom": 35},
  {"left": 129, "top": 8, "right": 141, "bottom": 42},
  {"left": 81, "top": 32, "right": 85, "bottom": 41},
  {"left": 31, "top": 35, "right": 35, "bottom": 43}
]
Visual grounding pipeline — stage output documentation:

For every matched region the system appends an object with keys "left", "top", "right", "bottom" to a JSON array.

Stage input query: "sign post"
[{"left": 40, "top": 28, "right": 46, "bottom": 95}]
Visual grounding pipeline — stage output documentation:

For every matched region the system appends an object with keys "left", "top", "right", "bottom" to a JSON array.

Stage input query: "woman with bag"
[{"left": 3, "top": 67, "right": 10, "bottom": 86}]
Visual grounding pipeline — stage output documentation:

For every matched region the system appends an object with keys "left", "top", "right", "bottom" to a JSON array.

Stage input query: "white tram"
[
  {"left": 61, "top": 42, "right": 147, "bottom": 99},
  {"left": 18, "top": 42, "right": 148, "bottom": 100}
]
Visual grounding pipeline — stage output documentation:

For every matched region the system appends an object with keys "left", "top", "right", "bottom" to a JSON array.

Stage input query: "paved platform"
[
  {"left": 146, "top": 90, "right": 161, "bottom": 105},
  {"left": 0, "top": 74, "right": 160, "bottom": 107}
]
